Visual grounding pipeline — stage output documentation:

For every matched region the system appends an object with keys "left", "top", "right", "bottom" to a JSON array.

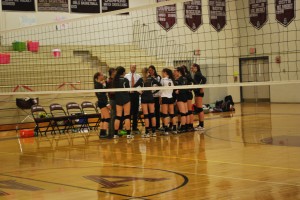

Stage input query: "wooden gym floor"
[{"left": 0, "top": 103, "right": 299, "bottom": 199}]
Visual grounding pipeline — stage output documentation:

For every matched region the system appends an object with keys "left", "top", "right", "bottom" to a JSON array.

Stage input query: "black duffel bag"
[{"left": 16, "top": 98, "right": 39, "bottom": 109}]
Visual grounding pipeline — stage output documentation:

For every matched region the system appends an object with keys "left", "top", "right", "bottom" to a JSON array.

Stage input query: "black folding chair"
[
  {"left": 31, "top": 105, "right": 53, "bottom": 136},
  {"left": 81, "top": 101, "right": 101, "bottom": 131},
  {"left": 66, "top": 102, "right": 85, "bottom": 133},
  {"left": 49, "top": 103, "right": 71, "bottom": 134}
]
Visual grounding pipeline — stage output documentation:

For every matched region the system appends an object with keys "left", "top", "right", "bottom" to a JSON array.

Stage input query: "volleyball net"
[
  {"left": 0, "top": 0, "right": 299, "bottom": 125},
  {"left": 0, "top": 0, "right": 299, "bottom": 94}
]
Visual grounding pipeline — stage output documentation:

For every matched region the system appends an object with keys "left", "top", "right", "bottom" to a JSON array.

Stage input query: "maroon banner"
[
  {"left": 209, "top": 0, "right": 226, "bottom": 32},
  {"left": 184, "top": 0, "right": 202, "bottom": 32},
  {"left": 249, "top": 0, "right": 268, "bottom": 29},
  {"left": 157, "top": 0, "right": 177, "bottom": 31},
  {"left": 275, "top": 0, "right": 295, "bottom": 27}
]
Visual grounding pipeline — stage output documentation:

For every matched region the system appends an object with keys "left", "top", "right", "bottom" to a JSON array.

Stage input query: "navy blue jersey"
[
  {"left": 185, "top": 72, "right": 194, "bottom": 85},
  {"left": 115, "top": 77, "right": 130, "bottom": 105},
  {"left": 194, "top": 72, "right": 207, "bottom": 85},
  {"left": 172, "top": 79, "right": 179, "bottom": 100},
  {"left": 94, "top": 81, "right": 108, "bottom": 104},
  {"left": 134, "top": 76, "right": 161, "bottom": 102},
  {"left": 177, "top": 76, "right": 188, "bottom": 96}
]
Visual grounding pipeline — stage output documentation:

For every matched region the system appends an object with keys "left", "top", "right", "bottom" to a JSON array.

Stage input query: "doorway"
[
  {"left": 239, "top": 57, "right": 270, "bottom": 102},
  {"left": 173, "top": 60, "right": 192, "bottom": 69}
]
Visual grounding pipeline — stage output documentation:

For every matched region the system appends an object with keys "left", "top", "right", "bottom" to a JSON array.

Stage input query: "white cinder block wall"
[{"left": 236, "top": 0, "right": 300, "bottom": 103}]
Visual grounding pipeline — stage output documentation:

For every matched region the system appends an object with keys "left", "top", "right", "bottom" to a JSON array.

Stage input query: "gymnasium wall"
[{"left": 236, "top": 0, "right": 300, "bottom": 103}]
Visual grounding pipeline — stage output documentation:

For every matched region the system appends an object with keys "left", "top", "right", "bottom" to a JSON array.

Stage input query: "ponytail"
[
  {"left": 176, "top": 66, "right": 186, "bottom": 77},
  {"left": 113, "top": 66, "right": 125, "bottom": 88},
  {"left": 93, "top": 72, "right": 100, "bottom": 84},
  {"left": 162, "top": 68, "right": 175, "bottom": 85}
]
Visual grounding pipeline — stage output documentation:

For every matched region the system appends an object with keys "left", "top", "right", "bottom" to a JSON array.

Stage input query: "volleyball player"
[
  {"left": 94, "top": 72, "right": 110, "bottom": 138},
  {"left": 182, "top": 65, "right": 195, "bottom": 132},
  {"left": 134, "top": 67, "right": 161, "bottom": 137},
  {"left": 106, "top": 68, "right": 118, "bottom": 138},
  {"left": 160, "top": 68, "right": 177, "bottom": 135},
  {"left": 191, "top": 63, "right": 207, "bottom": 131},
  {"left": 113, "top": 66, "right": 133, "bottom": 139},
  {"left": 174, "top": 66, "right": 189, "bottom": 133},
  {"left": 148, "top": 65, "right": 162, "bottom": 130}
]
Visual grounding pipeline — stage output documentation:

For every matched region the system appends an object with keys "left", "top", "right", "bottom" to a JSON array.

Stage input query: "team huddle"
[{"left": 93, "top": 63, "right": 207, "bottom": 139}]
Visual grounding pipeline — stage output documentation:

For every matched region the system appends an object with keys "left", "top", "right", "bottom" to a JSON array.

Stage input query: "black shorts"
[
  {"left": 141, "top": 99, "right": 154, "bottom": 104},
  {"left": 98, "top": 101, "right": 108, "bottom": 109},
  {"left": 116, "top": 92, "right": 131, "bottom": 106},
  {"left": 116, "top": 99, "right": 130, "bottom": 106},
  {"left": 187, "top": 91, "right": 193, "bottom": 100},
  {"left": 161, "top": 97, "right": 174, "bottom": 105},
  {"left": 177, "top": 95, "right": 187, "bottom": 103}
]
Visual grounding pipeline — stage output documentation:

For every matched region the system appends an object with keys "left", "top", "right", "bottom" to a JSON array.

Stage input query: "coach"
[{"left": 125, "top": 64, "right": 141, "bottom": 133}]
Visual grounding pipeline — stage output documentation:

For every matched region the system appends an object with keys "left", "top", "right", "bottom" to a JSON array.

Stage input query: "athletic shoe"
[
  {"left": 127, "top": 135, "right": 134, "bottom": 139},
  {"left": 141, "top": 134, "right": 150, "bottom": 138},
  {"left": 177, "top": 128, "right": 186, "bottom": 134},
  {"left": 151, "top": 133, "right": 157, "bottom": 137},
  {"left": 157, "top": 127, "right": 165, "bottom": 132},
  {"left": 171, "top": 130, "right": 178, "bottom": 134},
  {"left": 119, "top": 130, "right": 127, "bottom": 136},
  {"left": 195, "top": 126, "right": 205, "bottom": 131},
  {"left": 162, "top": 132, "right": 169, "bottom": 136},
  {"left": 132, "top": 129, "right": 140, "bottom": 134},
  {"left": 187, "top": 127, "right": 195, "bottom": 132},
  {"left": 165, "top": 127, "right": 172, "bottom": 132},
  {"left": 99, "top": 134, "right": 108, "bottom": 139},
  {"left": 113, "top": 135, "right": 119, "bottom": 139}
]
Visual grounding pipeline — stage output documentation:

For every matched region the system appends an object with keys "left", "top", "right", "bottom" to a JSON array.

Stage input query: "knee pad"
[
  {"left": 188, "top": 110, "right": 193, "bottom": 115},
  {"left": 148, "top": 113, "right": 155, "bottom": 119},
  {"left": 101, "top": 118, "right": 105, "bottom": 122},
  {"left": 104, "top": 118, "right": 111, "bottom": 123},
  {"left": 124, "top": 115, "right": 131, "bottom": 120},
  {"left": 161, "top": 113, "right": 169, "bottom": 118},
  {"left": 115, "top": 116, "right": 122, "bottom": 121},
  {"left": 143, "top": 114, "right": 149, "bottom": 119},
  {"left": 169, "top": 114, "right": 175, "bottom": 119},
  {"left": 194, "top": 107, "right": 202, "bottom": 114},
  {"left": 196, "top": 107, "right": 203, "bottom": 113},
  {"left": 179, "top": 112, "right": 187, "bottom": 117}
]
